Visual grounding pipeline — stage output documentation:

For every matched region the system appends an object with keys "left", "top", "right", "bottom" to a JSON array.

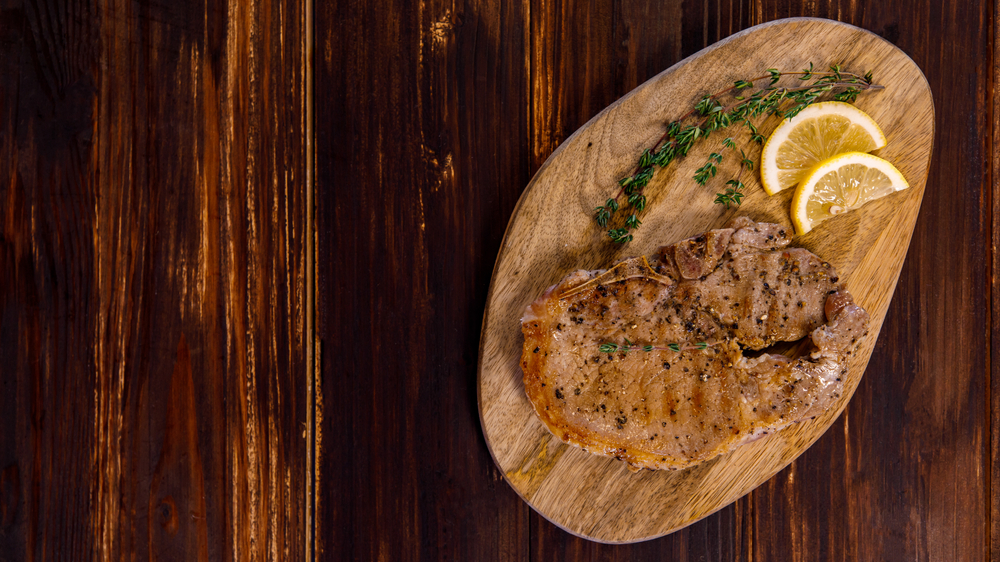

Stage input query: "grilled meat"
[{"left": 520, "top": 218, "right": 869, "bottom": 471}]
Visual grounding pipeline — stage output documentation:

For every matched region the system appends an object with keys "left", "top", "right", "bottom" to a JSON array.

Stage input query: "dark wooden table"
[{"left": 0, "top": 0, "right": 993, "bottom": 560}]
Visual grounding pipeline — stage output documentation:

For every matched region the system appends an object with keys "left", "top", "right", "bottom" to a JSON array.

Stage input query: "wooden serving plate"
[{"left": 477, "top": 18, "right": 934, "bottom": 543}]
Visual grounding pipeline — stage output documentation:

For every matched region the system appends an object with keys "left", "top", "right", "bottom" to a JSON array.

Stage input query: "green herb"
[
  {"left": 599, "top": 342, "right": 621, "bottom": 354},
  {"left": 594, "top": 64, "right": 883, "bottom": 244}
]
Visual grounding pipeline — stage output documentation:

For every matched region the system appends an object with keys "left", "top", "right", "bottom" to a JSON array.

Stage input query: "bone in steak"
[{"left": 520, "top": 217, "right": 869, "bottom": 471}]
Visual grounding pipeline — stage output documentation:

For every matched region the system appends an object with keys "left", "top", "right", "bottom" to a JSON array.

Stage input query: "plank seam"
[
  {"left": 988, "top": 0, "right": 996, "bottom": 558},
  {"left": 305, "top": 0, "right": 317, "bottom": 556}
]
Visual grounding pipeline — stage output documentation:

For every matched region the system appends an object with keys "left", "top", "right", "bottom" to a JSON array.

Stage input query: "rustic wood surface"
[
  {"left": 478, "top": 18, "right": 934, "bottom": 543},
  {"left": 0, "top": 0, "right": 992, "bottom": 560},
  {"left": 319, "top": 0, "right": 991, "bottom": 560},
  {"left": 0, "top": 0, "right": 308, "bottom": 559}
]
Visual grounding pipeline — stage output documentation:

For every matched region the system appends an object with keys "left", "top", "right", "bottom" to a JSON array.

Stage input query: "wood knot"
[{"left": 157, "top": 496, "right": 178, "bottom": 533}]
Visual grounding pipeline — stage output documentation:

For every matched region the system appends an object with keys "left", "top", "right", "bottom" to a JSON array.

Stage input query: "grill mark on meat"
[{"left": 520, "top": 218, "right": 870, "bottom": 471}]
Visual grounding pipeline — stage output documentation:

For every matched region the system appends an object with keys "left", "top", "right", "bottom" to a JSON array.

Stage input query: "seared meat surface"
[{"left": 520, "top": 218, "right": 869, "bottom": 471}]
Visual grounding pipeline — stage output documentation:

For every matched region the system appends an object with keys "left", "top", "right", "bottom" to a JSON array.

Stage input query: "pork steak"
[{"left": 520, "top": 217, "right": 870, "bottom": 471}]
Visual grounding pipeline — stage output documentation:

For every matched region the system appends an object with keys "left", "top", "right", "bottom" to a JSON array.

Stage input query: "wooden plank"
[
  {"left": 748, "top": 2, "right": 990, "bottom": 561},
  {"left": 0, "top": 0, "right": 307, "bottom": 558},
  {"left": 314, "top": 0, "right": 530, "bottom": 559},
  {"left": 530, "top": 501, "right": 751, "bottom": 560},
  {"left": 992, "top": 0, "right": 1000, "bottom": 557}
]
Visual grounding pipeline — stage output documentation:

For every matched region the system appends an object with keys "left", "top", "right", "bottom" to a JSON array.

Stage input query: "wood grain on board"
[{"left": 0, "top": 0, "right": 308, "bottom": 558}]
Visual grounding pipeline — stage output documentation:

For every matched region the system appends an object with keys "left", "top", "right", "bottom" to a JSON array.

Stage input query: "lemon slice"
[
  {"left": 761, "top": 101, "right": 887, "bottom": 195},
  {"left": 791, "top": 152, "right": 908, "bottom": 235}
]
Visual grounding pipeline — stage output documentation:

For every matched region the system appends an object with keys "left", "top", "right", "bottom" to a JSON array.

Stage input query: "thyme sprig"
[
  {"left": 698, "top": 137, "right": 757, "bottom": 208},
  {"left": 599, "top": 339, "right": 716, "bottom": 355},
  {"left": 595, "top": 64, "right": 883, "bottom": 244}
]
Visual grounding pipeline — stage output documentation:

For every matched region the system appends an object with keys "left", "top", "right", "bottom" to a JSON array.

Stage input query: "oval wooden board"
[{"left": 477, "top": 18, "right": 934, "bottom": 543}]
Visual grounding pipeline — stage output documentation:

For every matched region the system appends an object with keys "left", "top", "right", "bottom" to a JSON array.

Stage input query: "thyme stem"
[{"left": 599, "top": 340, "right": 718, "bottom": 355}]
